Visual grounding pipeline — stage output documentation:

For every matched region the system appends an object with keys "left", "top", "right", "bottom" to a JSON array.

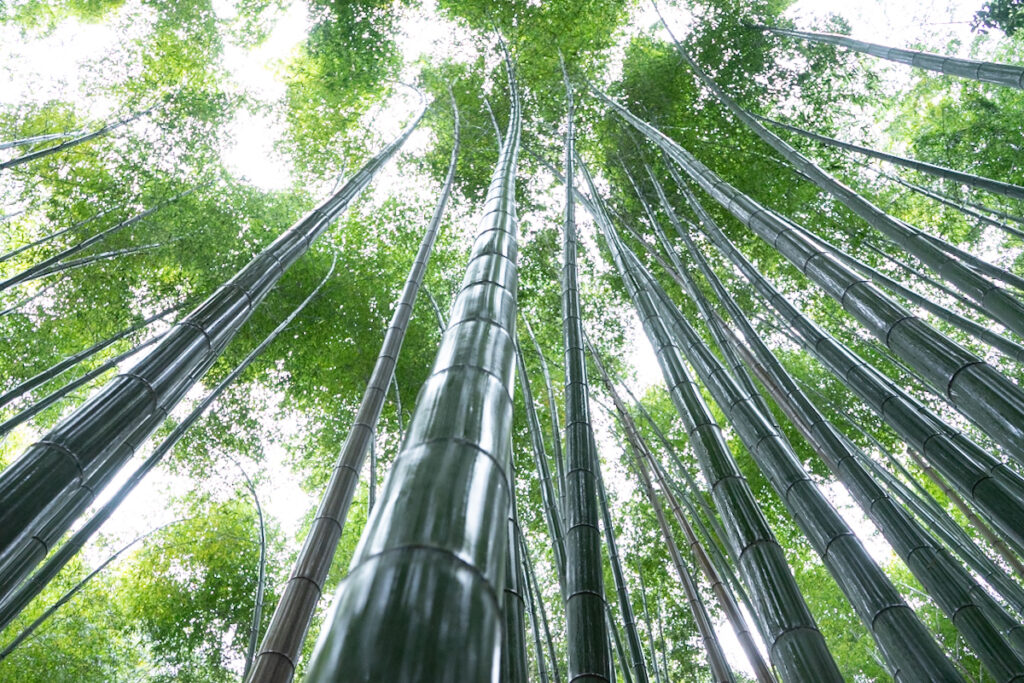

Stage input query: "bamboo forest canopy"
[{"left": 3, "top": 0, "right": 1024, "bottom": 680}]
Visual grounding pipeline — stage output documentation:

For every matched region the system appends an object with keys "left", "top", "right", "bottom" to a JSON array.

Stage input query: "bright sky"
[{"left": 0, "top": 0, "right": 1012, "bottom": 676}]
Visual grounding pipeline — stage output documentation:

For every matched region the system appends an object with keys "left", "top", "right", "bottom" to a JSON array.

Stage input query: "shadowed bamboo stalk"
[
  {"left": 0, "top": 518, "right": 183, "bottom": 661},
  {"left": 525, "top": 315, "right": 567, "bottom": 517},
  {"left": 755, "top": 24, "right": 1024, "bottom": 91},
  {"left": 247, "top": 94, "right": 458, "bottom": 683},
  {"left": 756, "top": 114, "right": 1024, "bottom": 203},
  {"left": 650, "top": 11, "right": 1024, "bottom": 334},
  {"left": 559, "top": 60, "right": 612, "bottom": 682},
  {"left": 617, "top": 219, "right": 962, "bottom": 680},
  {"left": 621, "top": 423, "right": 735, "bottom": 682},
  {"left": 0, "top": 257, "right": 335, "bottom": 632},
  {"left": 577, "top": 158, "right": 842, "bottom": 682},
  {"left": 796, "top": 374, "right": 1024, "bottom": 622},
  {"left": 0, "top": 302, "right": 184, "bottom": 411},
  {"left": 503, "top": 474, "right": 530, "bottom": 683},
  {"left": 885, "top": 173, "right": 1024, "bottom": 241},
  {"left": 516, "top": 341, "right": 567, "bottom": 591},
  {"left": 593, "top": 421, "right": 649, "bottom": 683},
  {"left": 0, "top": 98, "right": 427, "bottom": 602},
  {"left": 674, "top": 194, "right": 1024, "bottom": 676},
  {"left": 601, "top": 87, "right": 1024, "bottom": 471},
  {"left": 521, "top": 533, "right": 551, "bottom": 683},
  {"left": 0, "top": 203, "right": 121, "bottom": 265},
  {"left": 801, "top": 229, "right": 1024, "bottom": 363},
  {"left": 588, "top": 339, "right": 775, "bottom": 683},
  {"left": 303, "top": 54, "right": 520, "bottom": 680},
  {"left": 673, "top": 170, "right": 1024, "bottom": 559},
  {"left": 0, "top": 130, "right": 84, "bottom": 151},
  {"left": 521, "top": 533, "right": 562, "bottom": 683}
]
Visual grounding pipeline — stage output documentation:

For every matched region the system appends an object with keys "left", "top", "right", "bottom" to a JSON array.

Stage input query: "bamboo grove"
[{"left": 2, "top": 0, "right": 1024, "bottom": 680}]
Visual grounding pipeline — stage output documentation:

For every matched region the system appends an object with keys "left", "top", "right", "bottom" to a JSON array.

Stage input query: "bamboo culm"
[
  {"left": 247, "top": 95, "right": 455, "bottom": 683},
  {"left": 678, "top": 201, "right": 1024, "bottom": 676},
  {"left": 645, "top": 19, "right": 1024, "bottom": 337},
  {"left": 502, "top": 476, "right": 530, "bottom": 683},
  {"left": 0, "top": 258, "right": 335, "bottom": 632},
  {"left": 303, "top": 56, "right": 520, "bottom": 681},
  {"left": 515, "top": 341, "right": 567, "bottom": 592},
  {"left": 521, "top": 533, "right": 563, "bottom": 683},
  {"left": 756, "top": 114, "right": 1024, "bottom": 203},
  {"left": 618, "top": 218, "right": 962, "bottom": 681},
  {"left": 524, "top": 315, "right": 567, "bottom": 519},
  {"left": 756, "top": 24, "right": 1024, "bottom": 91},
  {"left": 0, "top": 102, "right": 426, "bottom": 592},
  {"left": 578, "top": 158, "right": 842, "bottom": 682},
  {"left": 0, "top": 302, "right": 184, "bottom": 411},
  {"left": 601, "top": 87, "right": 1024, "bottom": 472},
  {"left": 559, "top": 62, "right": 612, "bottom": 683},
  {"left": 0, "top": 518, "right": 183, "bottom": 661},
  {"left": 625, "top": 429, "right": 735, "bottom": 683},
  {"left": 677, "top": 173, "right": 1024, "bottom": 558}
]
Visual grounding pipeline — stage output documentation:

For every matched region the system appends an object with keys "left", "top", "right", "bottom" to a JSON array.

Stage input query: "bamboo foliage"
[
  {"left": 0, "top": 186, "right": 197, "bottom": 294},
  {"left": 303, "top": 53, "right": 521, "bottom": 681},
  {"left": 0, "top": 102, "right": 158, "bottom": 172},
  {"left": 247, "top": 94, "right": 460, "bottom": 683},
  {"left": 0, "top": 103, "right": 427, "bottom": 601},
  {"left": 577, "top": 157, "right": 843, "bottom": 682}
]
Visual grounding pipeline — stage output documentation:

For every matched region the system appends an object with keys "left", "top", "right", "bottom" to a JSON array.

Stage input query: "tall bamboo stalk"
[
  {"left": 0, "top": 302, "right": 184, "bottom": 410},
  {"left": 559, "top": 61, "right": 612, "bottom": 683},
  {"left": 503, "top": 475, "right": 530, "bottom": 683},
  {"left": 623, "top": 427, "right": 735, "bottom": 682},
  {"left": 577, "top": 158, "right": 842, "bottom": 682},
  {"left": 525, "top": 315, "right": 567, "bottom": 517},
  {"left": 0, "top": 100, "right": 427, "bottom": 597},
  {"left": 588, "top": 341, "right": 776, "bottom": 683},
  {"left": 516, "top": 341, "right": 567, "bottom": 590},
  {"left": 594, "top": 430, "right": 650, "bottom": 683},
  {"left": 756, "top": 24, "right": 1024, "bottom": 91},
  {"left": 618, "top": 220, "right": 962, "bottom": 681},
  {"left": 756, "top": 114, "right": 1024, "bottom": 203},
  {"left": 0, "top": 257, "right": 335, "bottom": 632},
  {"left": 0, "top": 203, "right": 120, "bottom": 265},
  {"left": 522, "top": 533, "right": 563, "bottom": 683},
  {"left": 648, "top": 15, "right": 1024, "bottom": 334},
  {"left": 674, "top": 190, "right": 1024, "bottom": 676},
  {"left": 600, "top": 87, "right": 1024, "bottom": 471},
  {"left": 247, "top": 95, "right": 457, "bottom": 683},
  {"left": 675, "top": 174, "right": 1024, "bottom": 557},
  {"left": 303, "top": 57, "right": 520, "bottom": 681}
]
